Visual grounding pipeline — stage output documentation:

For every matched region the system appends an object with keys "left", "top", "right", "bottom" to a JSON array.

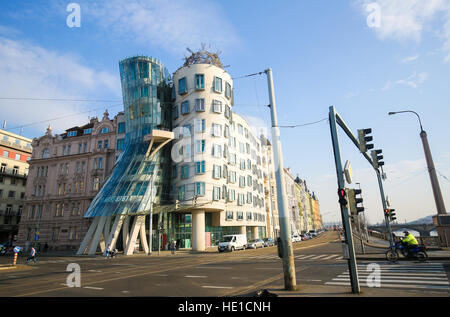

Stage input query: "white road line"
[
  {"left": 339, "top": 272, "right": 448, "bottom": 278},
  {"left": 337, "top": 274, "right": 448, "bottom": 281},
  {"left": 185, "top": 275, "right": 207, "bottom": 278},
  {"left": 324, "top": 281, "right": 450, "bottom": 290},
  {"left": 309, "top": 255, "right": 329, "bottom": 260},
  {"left": 331, "top": 278, "right": 449, "bottom": 285},
  {"left": 154, "top": 274, "right": 168, "bottom": 277},
  {"left": 322, "top": 254, "right": 341, "bottom": 260},
  {"left": 296, "top": 254, "right": 316, "bottom": 259},
  {"left": 202, "top": 286, "right": 233, "bottom": 289},
  {"left": 195, "top": 267, "right": 232, "bottom": 270},
  {"left": 83, "top": 286, "right": 104, "bottom": 290}
]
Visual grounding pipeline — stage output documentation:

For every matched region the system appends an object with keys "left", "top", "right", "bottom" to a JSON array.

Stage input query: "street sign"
[
  {"left": 13, "top": 246, "right": 22, "bottom": 253},
  {"left": 344, "top": 160, "right": 352, "bottom": 184}
]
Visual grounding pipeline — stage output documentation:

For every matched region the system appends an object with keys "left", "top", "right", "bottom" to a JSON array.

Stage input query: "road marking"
[
  {"left": 338, "top": 274, "right": 448, "bottom": 281},
  {"left": 185, "top": 275, "right": 207, "bottom": 278},
  {"left": 324, "top": 281, "right": 450, "bottom": 290},
  {"left": 331, "top": 277, "right": 449, "bottom": 285},
  {"left": 339, "top": 272, "right": 448, "bottom": 277},
  {"left": 322, "top": 254, "right": 341, "bottom": 260},
  {"left": 296, "top": 254, "right": 316, "bottom": 259},
  {"left": 154, "top": 274, "right": 168, "bottom": 277},
  {"left": 195, "top": 267, "right": 232, "bottom": 270},
  {"left": 254, "top": 267, "right": 281, "bottom": 270},
  {"left": 83, "top": 286, "right": 104, "bottom": 290},
  {"left": 309, "top": 254, "right": 329, "bottom": 260},
  {"left": 202, "top": 286, "right": 233, "bottom": 289}
]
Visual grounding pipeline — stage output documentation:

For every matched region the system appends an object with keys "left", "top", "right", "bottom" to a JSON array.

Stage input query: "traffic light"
[
  {"left": 358, "top": 128, "right": 374, "bottom": 152},
  {"left": 193, "top": 195, "right": 198, "bottom": 205},
  {"left": 384, "top": 208, "right": 390, "bottom": 218},
  {"left": 348, "top": 189, "right": 365, "bottom": 214},
  {"left": 338, "top": 188, "right": 347, "bottom": 206},
  {"left": 175, "top": 199, "right": 179, "bottom": 210},
  {"left": 371, "top": 149, "right": 384, "bottom": 169},
  {"left": 389, "top": 209, "right": 396, "bottom": 222}
]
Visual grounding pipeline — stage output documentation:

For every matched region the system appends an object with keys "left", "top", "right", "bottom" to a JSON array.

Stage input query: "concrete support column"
[
  {"left": 238, "top": 226, "right": 246, "bottom": 236},
  {"left": 251, "top": 226, "right": 259, "bottom": 239},
  {"left": 192, "top": 210, "right": 205, "bottom": 251}
]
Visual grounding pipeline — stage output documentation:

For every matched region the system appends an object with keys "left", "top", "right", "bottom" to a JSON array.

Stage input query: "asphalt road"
[{"left": 0, "top": 231, "right": 448, "bottom": 297}]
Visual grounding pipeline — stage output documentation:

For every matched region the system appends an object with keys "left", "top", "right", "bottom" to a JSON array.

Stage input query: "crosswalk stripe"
[
  {"left": 337, "top": 274, "right": 448, "bottom": 281},
  {"left": 331, "top": 277, "right": 449, "bottom": 285},
  {"left": 340, "top": 272, "right": 448, "bottom": 277},
  {"left": 296, "top": 254, "right": 317, "bottom": 259},
  {"left": 324, "top": 281, "right": 450, "bottom": 290},
  {"left": 309, "top": 255, "right": 329, "bottom": 260},
  {"left": 322, "top": 254, "right": 341, "bottom": 260}
]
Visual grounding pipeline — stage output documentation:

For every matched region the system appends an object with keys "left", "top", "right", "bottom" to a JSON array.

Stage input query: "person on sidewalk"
[
  {"left": 170, "top": 240, "right": 176, "bottom": 255},
  {"left": 401, "top": 231, "right": 418, "bottom": 256},
  {"left": 27, "top": 247, "right": 37, "bottom": 263}
]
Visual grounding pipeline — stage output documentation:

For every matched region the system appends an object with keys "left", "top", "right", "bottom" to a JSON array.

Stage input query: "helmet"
[{"left": 403, "top": 230, "right": 409, "bottom": 235}]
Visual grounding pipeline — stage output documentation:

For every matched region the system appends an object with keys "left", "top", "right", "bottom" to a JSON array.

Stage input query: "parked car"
[
  {"left": 246, "top": 239, "right": 265, "bottom": 249},
  {"left": 299, "top": 234, "right": 308, "bottom": 241},
  {"left": 263, "top": 238, "right": 275, "bottom": 247},
  {"left": 291, "top": 234, "right": 301, "bottom": 242},
  {"left": 309, "top": 230, "right": 318, "bottom": 237},
  {"left": 218, "top": 234, "right": 247, "bottom": 252}
]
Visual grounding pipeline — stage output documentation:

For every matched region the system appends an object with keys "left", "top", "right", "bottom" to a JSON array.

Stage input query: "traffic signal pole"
[
  {"left": 376, "top": 170, "right": 394, "bottom": 246},
  {"left": 265, "top": 68, "right": 297, "bottom": 291},
  {"left": 329, "top": 106, "right": 360, "bottom": 294}
]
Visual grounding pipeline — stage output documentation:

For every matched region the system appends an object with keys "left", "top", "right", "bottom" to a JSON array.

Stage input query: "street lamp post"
[{"left": 389, "top": 110, "right": 449, "bottom": 246}]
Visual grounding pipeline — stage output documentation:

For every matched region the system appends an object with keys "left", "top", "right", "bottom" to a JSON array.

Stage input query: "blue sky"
[{"left": 0, "top": 0, "right": 449, "bottom": 224}]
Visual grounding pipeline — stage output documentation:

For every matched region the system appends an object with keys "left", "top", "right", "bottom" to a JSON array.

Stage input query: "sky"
[{"left": 0, "top": 0, "right": 449, "bottom": 225}]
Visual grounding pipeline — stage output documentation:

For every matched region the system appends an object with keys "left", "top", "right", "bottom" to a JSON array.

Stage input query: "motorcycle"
[
  {"left": 105, "top": 249, "right": 118, "bottom": 259},
  {"left": 386, "top": 241, "right": 428, "bottom": 262}
]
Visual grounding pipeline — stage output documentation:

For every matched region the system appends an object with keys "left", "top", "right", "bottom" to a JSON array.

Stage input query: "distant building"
[
  {"left": 16, "top": 111, "right": 124, "bottom": 251},
  {"left": 261, "top": 136, "right": 279, "bottom": 238},
  {"left": 0, "top": 129, "right": 32, "bottom": 245}
]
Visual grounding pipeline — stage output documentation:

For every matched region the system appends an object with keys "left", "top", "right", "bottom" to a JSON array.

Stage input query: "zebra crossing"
[
  {"left": 325, "top": 263, "right": 450, "bottom": 292},
  {"left": 242, "top": 253, "right": 344, "bottom": 261}
]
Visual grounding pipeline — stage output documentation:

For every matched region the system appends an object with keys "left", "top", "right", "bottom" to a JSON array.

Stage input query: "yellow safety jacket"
[{"left": 402, "top": 233, "right": 418, "bottom": 246}]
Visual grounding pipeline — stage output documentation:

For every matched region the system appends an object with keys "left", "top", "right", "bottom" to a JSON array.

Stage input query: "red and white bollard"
[{"left": 13, "top": 252, "right": 18, "bottom": 266}]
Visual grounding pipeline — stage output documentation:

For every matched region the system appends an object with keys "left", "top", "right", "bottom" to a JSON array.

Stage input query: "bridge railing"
[{"left": 368, "top": 231, "right": 440, "bottom": 247}]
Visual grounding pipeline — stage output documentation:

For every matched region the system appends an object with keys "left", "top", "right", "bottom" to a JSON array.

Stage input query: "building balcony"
[{"left": 0, "top": 169, "right": 28, "bottom": 179}]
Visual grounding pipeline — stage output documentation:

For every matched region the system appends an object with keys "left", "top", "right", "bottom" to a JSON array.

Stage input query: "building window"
[
  {"left": 228, "top": 189, "right": 235, "bottom": 202},
  {"left": 195, "top": 98, "right": 205, "bottom": 111},
  {"left": 172, "top": 105, "right": 179, "bottom": 120},
  {"left": 212, "top": 124, "right": 222, "bottom": 137},
  {"left": 178, "top": 185, "right": 185, "bottom": 200},
  {"left": 178, "top": 77, "right": 187, "bottom": 95},
  {"left": 100, "top": 127, "right": 110, "bottom": 134},
  {"left": 181, "top": 165, "right": 189, "bottom": 179},
  {"left": 195, "top": 140, "right": 205, "bottom": 154},
  {"left": 226, "top": 211, "right": 233, "bottom": 220},
  {"left": 84, "top": 128, "right": 92, "bottom": 134},
  {"left": 117, "top": 138, "right": 125, "bottom": 151},
  {"left": 195, "top": 74, "right": 204, "bottom": 90},
  {"left": 214, "top": 76, "right": 222, "bottom": 93},
  {"left": 229, "top": 171, "right": 236, "bottom": 183},
  {"left": 195, "top": 161, "right": 206, "bottom": 174},
  {"left": 213, "top": 187, "right": 221, "bottom": 201},
  {"left": 247, "top": 192, "right": 253, "bottom": 204},
  {"left": 195, "top": 182, "right": 205, "bottom": 196},
  {"left": 237, "top": 212, "right": 243, "bottom": 221},
  {"left": 12, "top": 166, "right": 19, "bottom": 175},
  {"left": 195, "top": 119, "right": 205, "bottom": 133},
  {"left": 224, "top": 105, "right": 231, "bottom": 119},
  {"left": 213, "top": 165, "right": 221, "bottom": 179},
  {"left": 212, "top": 100, "right": 222, "bottom": 113},
  {"left": 213, "top": 144, "right": 222, "bottom": 158},
  {"left": 238, "top": 193, "right": 245, "bottom": 206},
  {"left": 118, "top": 122, "right": 126, "bottom": 134},
  {"left": 225, "top": 82, "right": 232, "bottom": 99},
  {"left": 3, "top": 150, "right": 9, "bottom": 158},
  {"left": 239, "top": 176, "right": 246, "bottom": 187},
  {"left": 93, "top": 177, "right": 101, "bottom": 191},
  {"left": 181, "top": 100, "right": 190, "bottom": 115},
  {"left": 68, "top": 131, "right": 77, "bottom": 137}
]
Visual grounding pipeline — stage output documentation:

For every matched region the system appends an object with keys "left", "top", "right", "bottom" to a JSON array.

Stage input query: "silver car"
[{"left": 246, "top": 239, "right": 265, "bottom": 249}]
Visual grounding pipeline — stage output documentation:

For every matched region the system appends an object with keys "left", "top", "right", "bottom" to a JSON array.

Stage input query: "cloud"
[
  {"left": 382, "top": 71, "right": 428, "bottom": 90},
  {"left": 357, "top": 0, "right": 450, "bottom": 62},
  {"left": 83, "top": 0, "right": 239, "bottom": 56},
  {"left": 0, "top": 37, "right": 121, "bottom": 135},
  {"left": 400, "top": 54, "right": 419, "bottom": 63}
]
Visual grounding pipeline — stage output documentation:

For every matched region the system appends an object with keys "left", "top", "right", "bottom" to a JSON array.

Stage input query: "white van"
[{"left": 218, "top": 234, "right": 247, "bottom": 252}]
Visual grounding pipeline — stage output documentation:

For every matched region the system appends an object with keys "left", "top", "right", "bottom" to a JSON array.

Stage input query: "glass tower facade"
[{"left": 84, "top": 56, "right": 172, "bottom": 218}]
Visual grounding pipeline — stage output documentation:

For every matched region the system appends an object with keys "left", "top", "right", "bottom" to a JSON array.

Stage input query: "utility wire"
[
  {"left": 437, "top": 170, "right": 450, "bottom": 183},
  {"left": 278, "top": 118, "right": 329, "bottom": 128},
  {"left": 5, "top": 103, "right": 124, "bottom": 131},
  {"left": 232, "top": 71, "right": 265, "bottom": 80}
]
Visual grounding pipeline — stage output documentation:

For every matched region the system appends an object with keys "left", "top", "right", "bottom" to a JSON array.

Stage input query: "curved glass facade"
[{"left": 84, "top": 56, "right": 172, "bottom": 218}]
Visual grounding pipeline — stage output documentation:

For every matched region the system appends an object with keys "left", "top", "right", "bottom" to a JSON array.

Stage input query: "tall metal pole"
[
  {"left": 376, "top": 170, "right": 394, "bottom": 246},
  {"left": 265, "top": 68, "right": 297, "bottom": 291},
  {"left": 329, "top": 106, "right": 360, "bottom": 294},
  {"left": 420, "top": 130, "right": 447, "bottom": 214}
]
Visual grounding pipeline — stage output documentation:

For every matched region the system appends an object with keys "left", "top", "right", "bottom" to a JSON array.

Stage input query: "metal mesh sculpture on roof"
[{"left": 183, "top": 44, "right": 224, "bottom": 69}]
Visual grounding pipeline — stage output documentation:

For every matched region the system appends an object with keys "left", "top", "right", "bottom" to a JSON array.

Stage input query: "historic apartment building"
[
  {"left": 0, "top": 129, "right": 32, "bottom": 245},
  {"left": 16, "top": 111, "right": 125, "bottom": 251}
]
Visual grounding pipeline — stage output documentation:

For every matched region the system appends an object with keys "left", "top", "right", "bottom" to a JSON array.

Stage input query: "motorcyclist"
[{"left": 401, "top": 230, "right": 418, "bottom": 256}]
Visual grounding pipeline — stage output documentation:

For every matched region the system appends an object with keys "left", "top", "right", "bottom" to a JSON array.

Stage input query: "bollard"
[{"left": 13, "top": 252, "right": 18, "bottom": 266}]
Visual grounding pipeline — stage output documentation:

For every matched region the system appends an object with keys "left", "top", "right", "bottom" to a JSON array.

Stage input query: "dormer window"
[
  {"left": 67, "top": 131, "right": 77, "bottom": 137},
  {"left": 84, "top": 128, "right": 92, "bottom": 134},
  {"left": 100, "top": 127, "right": 110, "bottom": 134}
]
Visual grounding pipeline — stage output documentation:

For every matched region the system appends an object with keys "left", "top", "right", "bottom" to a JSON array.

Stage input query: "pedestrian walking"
[
  {"left": 27, "top": 246, "right": 37, "bottom": 264},
  {"left": 170, "top": 240, "right": 175, "bottom": 255}
]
